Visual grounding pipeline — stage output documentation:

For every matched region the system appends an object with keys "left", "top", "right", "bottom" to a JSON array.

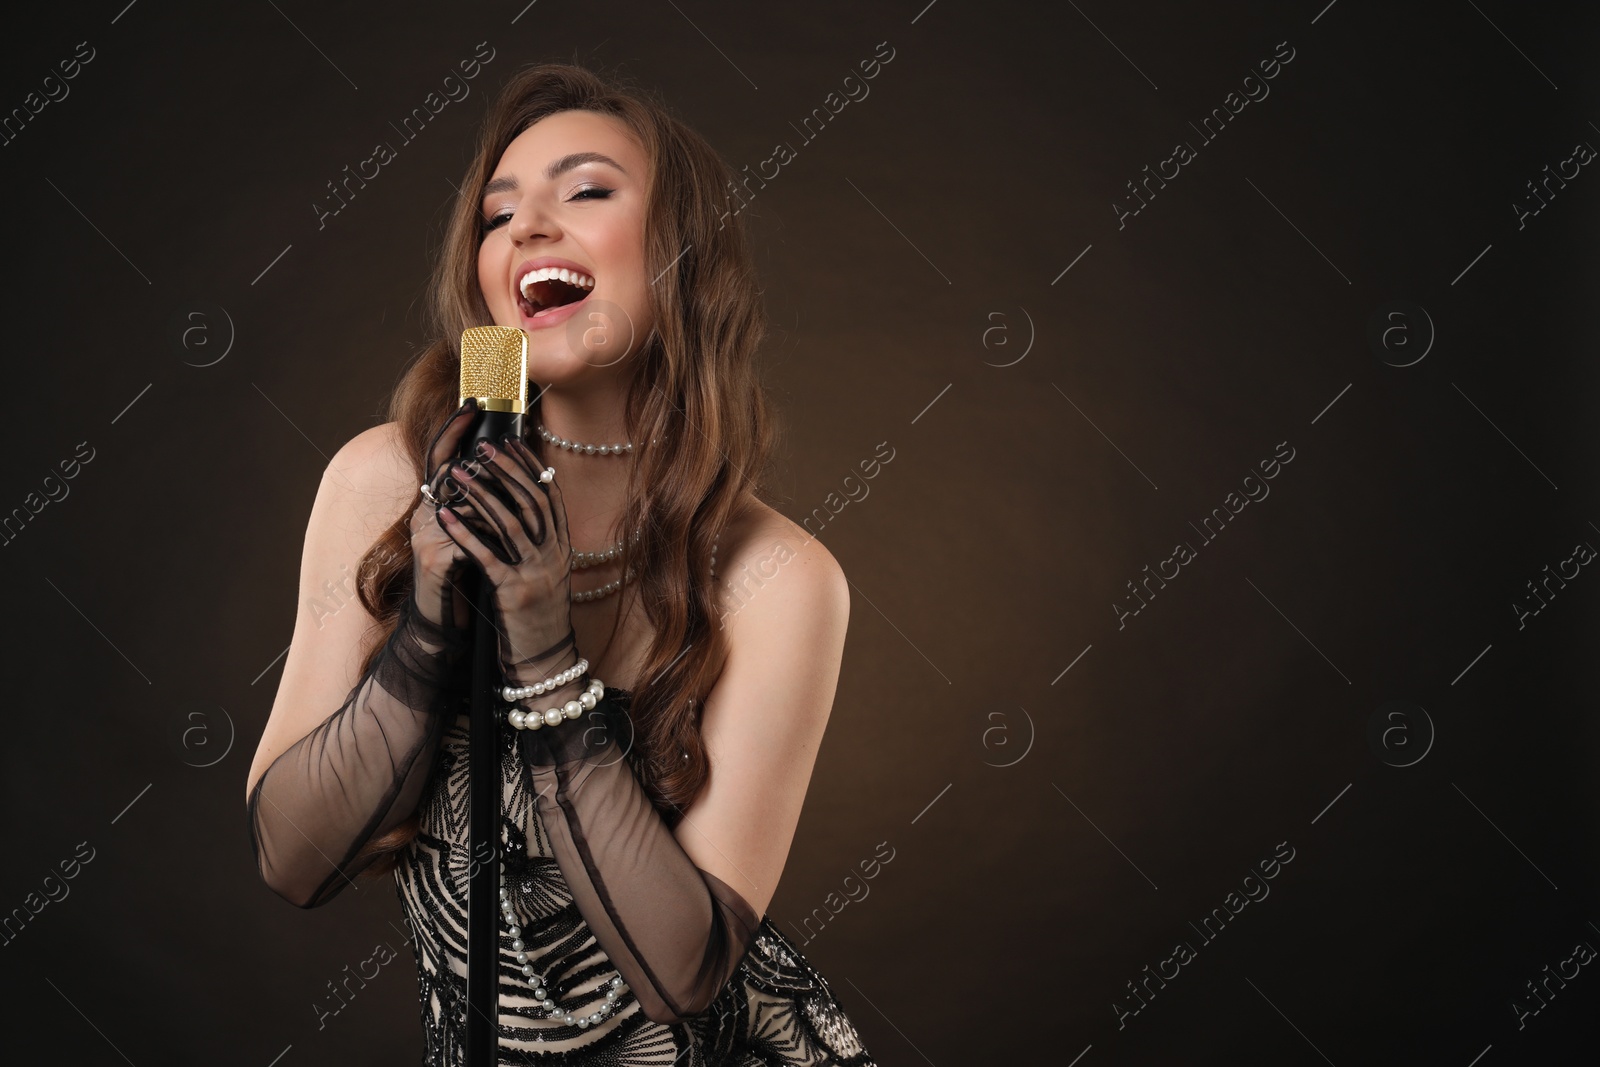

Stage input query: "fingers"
[
  {"left": 447, "top": 459, "right": 530, "bottom": 565},
  {"left": 506, "top": 434, "right": 570, "bottom": 558},
  {"left": 500, "top": 434, "right": 564, "bottom": 552},
  {"left": 420, "top": 421, "right": 568, "bottom": 592},
  {"left": 500, "top": 432, "right": 549, "bottom": 489},
  {"left": 425, "top": 399, "right": 479, "bottom": 476},
  {"left": 418, "top": 400, "right": 482, "bottom": 521},
  {"left": 437, "top": 503, "right": 501, "bottom": 575},
  {"left": 476, "top": 439, "right": 550, "bottom": 546}
]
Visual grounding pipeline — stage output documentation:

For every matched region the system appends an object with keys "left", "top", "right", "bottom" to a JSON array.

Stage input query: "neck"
[{"left": 533, "top": 386, "right": 635, "bottom": 555}]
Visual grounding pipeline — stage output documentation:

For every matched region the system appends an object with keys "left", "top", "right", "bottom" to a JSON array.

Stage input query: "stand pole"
[{"left": 465, "top": 561, "right": 500, "bottom": 1062}]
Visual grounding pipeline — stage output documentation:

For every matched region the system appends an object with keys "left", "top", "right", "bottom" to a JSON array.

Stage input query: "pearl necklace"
[
  {"left": 537, "top": 424, "right": 661, "bottom": 456},
  {"left": 568, "top": 525, "right": 721, "bottom": 602},
  {"left": 572, "top": 527, "right": 643, "bottom": 571},
  {"left": 572, "top": 566, "right": 634, "bottom": 604}
]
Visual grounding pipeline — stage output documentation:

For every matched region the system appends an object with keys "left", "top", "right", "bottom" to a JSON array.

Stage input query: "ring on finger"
[{"left": 421, "top": 482, "right": 442, "bottom": 507}]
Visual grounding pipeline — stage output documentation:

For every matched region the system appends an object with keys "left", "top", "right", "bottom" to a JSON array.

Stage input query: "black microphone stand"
[
  {"left": 466, "top": 572, "right": 500, "bottom": 1065},
  {"left": 459, "top": 404, "right": 523, "bottom": 1067}
]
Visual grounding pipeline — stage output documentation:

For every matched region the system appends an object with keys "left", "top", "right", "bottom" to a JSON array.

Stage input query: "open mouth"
[{"left": 518, "top": 267, "right": 595, "bottom": 318}]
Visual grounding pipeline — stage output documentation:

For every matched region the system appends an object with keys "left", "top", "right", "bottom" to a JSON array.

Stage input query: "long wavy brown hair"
[{"left": 350, "top": 61, "right": 777, "bottom": 880}]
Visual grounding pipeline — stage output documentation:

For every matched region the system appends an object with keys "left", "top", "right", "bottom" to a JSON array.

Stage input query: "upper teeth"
[{"left": 520, "top": 267, "right": 596, "bottom": 299}]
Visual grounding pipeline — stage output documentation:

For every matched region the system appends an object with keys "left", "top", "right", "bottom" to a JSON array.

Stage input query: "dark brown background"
[{"left": 2, "top": 0, "right": 1596, "bottom": 1063}]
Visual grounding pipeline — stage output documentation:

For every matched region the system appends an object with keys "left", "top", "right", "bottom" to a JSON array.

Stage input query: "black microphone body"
[{"left": 459, "top": 407, "right": 525, "bottom": 462}]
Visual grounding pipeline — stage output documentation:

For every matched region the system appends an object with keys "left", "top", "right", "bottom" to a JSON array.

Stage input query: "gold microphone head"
[{"left": 458, "top": 325, "right": 529, "bottom": 412}]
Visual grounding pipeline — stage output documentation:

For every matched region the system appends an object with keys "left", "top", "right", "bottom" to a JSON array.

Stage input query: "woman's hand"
[
  {"left": 436, "top": 430, "right": 576, "bottom": 681},
  {"left": 408, "top": 400, "right": 480, "bottom": 629}
]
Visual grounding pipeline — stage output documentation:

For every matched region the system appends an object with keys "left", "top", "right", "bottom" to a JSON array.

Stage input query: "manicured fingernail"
[{"left": 441, "top": 507, "right": 458, "bottom": 524}]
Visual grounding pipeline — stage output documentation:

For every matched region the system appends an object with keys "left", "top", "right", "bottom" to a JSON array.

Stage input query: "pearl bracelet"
[
  {"left": 507, "top": 677, "right": 606, "bottom": 731},
  {"left": 501, "top": 658, "right": 589, "bottom": 702}
]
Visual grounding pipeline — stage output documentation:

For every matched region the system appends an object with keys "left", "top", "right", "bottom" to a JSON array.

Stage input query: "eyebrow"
[{"left": 480, "top": 152, "right": 629, "bottom": 200}]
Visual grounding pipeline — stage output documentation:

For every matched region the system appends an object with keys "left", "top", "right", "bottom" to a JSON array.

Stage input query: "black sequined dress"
[{"left": 392, "top": 687, "right": 878, "bottom": 1065}]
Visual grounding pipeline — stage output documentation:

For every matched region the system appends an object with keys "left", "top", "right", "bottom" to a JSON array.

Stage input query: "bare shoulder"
[
  {"left": 714, "top": 496, "right": 849, "bottom": 633},
  {"left": 326, "top": 420, "right": 415, "bottom": 513},
  {"left": 308, "top": 420, "right": 422, "bottom": 559}
]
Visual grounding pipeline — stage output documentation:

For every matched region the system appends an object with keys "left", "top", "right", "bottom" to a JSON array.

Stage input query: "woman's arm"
[
  {"left": 245, "top": 422, "right": 470, "bottom": 909},
  {"left": 525, "top": 518, "right": 849, "bottom": 1024}
]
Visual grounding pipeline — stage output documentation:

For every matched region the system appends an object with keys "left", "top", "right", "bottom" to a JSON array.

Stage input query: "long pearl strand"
[
  {"left": 499, "top": 852, "right": 628, "bottom": 1028},
  {"left": 499, "top": 674, "right": 628, "bottom": 1025}
]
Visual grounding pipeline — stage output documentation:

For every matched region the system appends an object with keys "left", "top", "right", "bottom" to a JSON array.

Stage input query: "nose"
[{"left": 508, "top": 200, "right": 557, "bottom": 247}]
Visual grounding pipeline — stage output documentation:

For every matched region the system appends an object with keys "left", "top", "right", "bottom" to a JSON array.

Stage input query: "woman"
[{"left": 245, "top": 63, "right": 877, "bottom": 1065}]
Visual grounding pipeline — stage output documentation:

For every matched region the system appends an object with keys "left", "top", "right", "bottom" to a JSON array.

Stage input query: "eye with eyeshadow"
[{"left": 479, "top": 187, "right": 614, "bottom": 235}]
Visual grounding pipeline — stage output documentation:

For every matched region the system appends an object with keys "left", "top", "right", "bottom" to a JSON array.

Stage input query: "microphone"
[{"left": 450, "top": 325, "right": 532, "bottom": 552}]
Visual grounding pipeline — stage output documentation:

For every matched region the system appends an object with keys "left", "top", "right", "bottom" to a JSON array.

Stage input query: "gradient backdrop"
[{"left": 2, "top": 1, "right": 1596, "bottom": 1063}]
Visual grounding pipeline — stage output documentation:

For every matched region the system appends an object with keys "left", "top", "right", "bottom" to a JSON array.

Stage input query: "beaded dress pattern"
[{"left": 393, "top": 687, "right": 878, "bottom": 1065}]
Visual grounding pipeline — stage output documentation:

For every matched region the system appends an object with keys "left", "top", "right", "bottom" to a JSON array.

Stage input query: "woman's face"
[{"left": 477, "top": 109, "right": 653, "bottom": 383}]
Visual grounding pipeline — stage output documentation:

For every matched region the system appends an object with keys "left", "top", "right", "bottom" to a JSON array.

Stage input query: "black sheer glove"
[
  {"left": 247, "top": 401, "right": 481, "bottom": 909},
  {"left": 436, "top": 431, "right": 575, "bottom": 687},
  {"left": 517, "top": 689, "right": 764, "bottom": 1024}
]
